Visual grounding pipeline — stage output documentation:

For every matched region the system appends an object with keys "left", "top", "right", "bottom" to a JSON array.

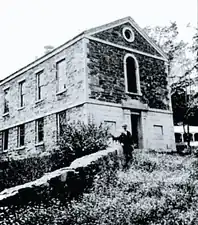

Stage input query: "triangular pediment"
[{"left": 85, "top": 17, "right": 167, "bottom": 60}]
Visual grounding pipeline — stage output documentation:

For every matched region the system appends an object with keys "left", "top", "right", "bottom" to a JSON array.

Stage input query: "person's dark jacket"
[{"left": 112, "top": 131, "right": 134, "bottom": 149}]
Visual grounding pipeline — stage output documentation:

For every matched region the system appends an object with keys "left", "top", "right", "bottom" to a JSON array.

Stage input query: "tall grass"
[{"left": 1, "top": 150, "right": 198, "bottom": 225}]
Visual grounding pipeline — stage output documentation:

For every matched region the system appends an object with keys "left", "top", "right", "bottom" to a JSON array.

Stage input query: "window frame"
[
  {"left": 18, "top": 80, "right": 25, "bottom": 108},
  {"left": 104, "top": 120, "right": 116, "bottom": 134},
  {"left": 194, "top": 133, "right": 198, "bottom": 142},
  {"left": 35, "top": 69, "right": 44, "bottom": 101},
  {"left": 2, "top": 129, "right": 9, "bottom": 151},
  {"left": 57, "top": 110, "right": 67, "bottom": 137},
  {"left": 124, "top": 53, "right": 141, "bottom": 96},
  {"left": 153, "top": 124, "right": 164, "bottom": 140},
  {"left": 35, "top": 117, "right": 44, "bottom": 144},
  {"left": 122, "top": 26, "right": 135, "bottom": 42},
  {"left": 3, "top": 87, "right": 9, "bottom": 114},
  {"left": 17, "top": 124, "right": 25, "bottom": 147},
  {"left": 56, "top": 58, "right": 66, "bottom": 94}
]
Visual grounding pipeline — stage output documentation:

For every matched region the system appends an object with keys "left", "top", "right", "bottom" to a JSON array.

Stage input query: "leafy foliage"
[
  {"left": 0, "top": 121, "right": 111, "bottom": 192},
  {"left": 144, "top": 22, "right": 191, "bottom": 80},
  {"left": 144, "top": 22, "right": 198, "bottom": 126},
  {"left": 58, "top": 120, "right": 111, "bottom": 158}
]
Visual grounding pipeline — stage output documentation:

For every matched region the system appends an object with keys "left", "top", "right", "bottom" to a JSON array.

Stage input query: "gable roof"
[
  {"left": 1, "top": 16, "right": 167, "bottom": 85},
  {"left": 84, "top": 16, "right": 168, "bottom": 60}
]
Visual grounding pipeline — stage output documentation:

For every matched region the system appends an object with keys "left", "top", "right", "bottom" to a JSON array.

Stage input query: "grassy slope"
[
  {"left": 2, "top": 150, "right": 198, "bottom": 225},
  {"left": 66, "top": 150, "right": 198, "bottom": 225}
]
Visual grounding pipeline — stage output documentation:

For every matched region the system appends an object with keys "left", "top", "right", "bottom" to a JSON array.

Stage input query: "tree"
[
  {"left": 144, "top": 23, "right": 197, "bottom": 148},
  {"left": 144, "top": 22, "right": 190, "bottom": 80}
]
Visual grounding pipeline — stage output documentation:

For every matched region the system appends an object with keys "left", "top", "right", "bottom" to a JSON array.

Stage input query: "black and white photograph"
[{"left": 0, "top": 0, "right": 197, "bottom": 224}]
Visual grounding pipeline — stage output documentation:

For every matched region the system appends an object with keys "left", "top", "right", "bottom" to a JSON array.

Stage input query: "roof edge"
[
  {"left": 0, "top": 32, "right": 85, "bottom": 85},
  {"left": 85, "top": 16, "right": 168, "bottom": 60}
]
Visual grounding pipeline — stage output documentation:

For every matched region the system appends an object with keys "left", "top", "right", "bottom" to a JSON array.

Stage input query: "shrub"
[
  {"left": 58, "top": 120, "right": 111, "bottom": 159},
  {"left": 0, "top": 155, "right": 51, "bottom": 192},
  {"left": 0, "top": 120, "right": 111, "bottom": 192}
]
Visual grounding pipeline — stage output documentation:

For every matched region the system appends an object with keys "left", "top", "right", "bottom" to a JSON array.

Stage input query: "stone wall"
[
  {"left": 0, "top": 39, "right": 87, "bottom": 155},
  {"left": 87, "top": 40, "right": 169, "bottom": 110},
  {"left": 0, "top": 105, "right": 85, "bottom": 159},
  {"left": 142, "top": 109, "right": 176, "bottom": 150},
  {"left": 0, "top": 144, "right": 121, "bottom": 207},
  {"left": 0, "top": 39, "right": 85, "bottom": 130},
  {"left": 85, "top": 101, "right": 175, "bottom": 150},
  {"left": 93, "top": 22, "right": 161, "bottom": 57}
]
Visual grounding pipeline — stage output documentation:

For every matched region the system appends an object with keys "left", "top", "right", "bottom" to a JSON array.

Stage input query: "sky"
[{"left": 0, "top": 0, "right": 197, "bottom": 79}]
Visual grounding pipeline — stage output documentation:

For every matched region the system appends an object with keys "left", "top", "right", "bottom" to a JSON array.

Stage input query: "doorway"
[{"left": 131, "top": 113, "right": 141, "bottom": 148}]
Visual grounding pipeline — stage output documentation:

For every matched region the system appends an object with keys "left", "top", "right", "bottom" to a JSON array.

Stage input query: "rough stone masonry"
[{"left": 0, "top": 17, "right": 175, "bottom": 159}]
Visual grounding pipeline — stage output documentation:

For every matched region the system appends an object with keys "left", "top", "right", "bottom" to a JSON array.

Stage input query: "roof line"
[
  {"left": 1, "top": 16, "right": 168, "bottom": 85},
  {"left": 0, "top": 32, "right": 85, "bottom": 85},
  {"left": 84, "top": 16, "right": 168, "bottom": 60}
]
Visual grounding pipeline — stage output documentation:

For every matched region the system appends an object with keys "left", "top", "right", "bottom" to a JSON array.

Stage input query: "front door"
[{"left": 131, "top": 113, "right": 140, "bottom": 148}]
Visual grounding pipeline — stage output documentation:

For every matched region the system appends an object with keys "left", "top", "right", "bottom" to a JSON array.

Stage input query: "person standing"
[{"left": 112, "top": 123, "right": 134, "bottom": 168}]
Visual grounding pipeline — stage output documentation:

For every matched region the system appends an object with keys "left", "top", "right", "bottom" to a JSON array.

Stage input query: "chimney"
[{"left": 44, "top": 45, "right": 54, "bottom": 54}]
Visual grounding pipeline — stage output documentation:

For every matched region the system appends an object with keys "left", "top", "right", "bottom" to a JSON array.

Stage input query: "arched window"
[{"left": 124, "top": 54, "right": 140, "bottom": 94}]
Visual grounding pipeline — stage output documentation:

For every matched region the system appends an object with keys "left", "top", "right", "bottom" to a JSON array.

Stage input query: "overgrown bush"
[
  {"left": 58, "top": 121, "right": 111, "bottom": 159},
  {"left": 0, "top": 121, "right": 111, "bottom": 192},
  {"left": 0, "top": 155, "right": 51, "bottom": 192}
]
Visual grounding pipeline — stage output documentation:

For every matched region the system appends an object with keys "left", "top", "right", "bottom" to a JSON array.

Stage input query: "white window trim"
[
  {"left": 56, "top": 111, "right": 67, "bottom": 137},
  {"left": 2, "top": 112, "right": 9, "bottom": 117},
  {"left": 35, "top": 69, "right": 44, "bottom": 102},
  {"left": 3, "top": 87, "right": 10, "bottom": 114},
  {"left": 2, "top": 129, "right": 9, "bottom": 152},
  {"left": 124, "top": 53, "right": 141, "bottom": 95},
  {"left": 56, "top": 113, "right": 61, "bottom": 136},
  {"left": 153, "top": 124, "right": 164, "bottom": 140},
  {"left": 17, "top": 124, "right": 25, "bottom": 147},
  {"left": 122, "top": 26, "right": 135, "bottom": 42},
  {"left": 56, "top": 58, "right": 67, "bottom": 93},
  {"left": 35, "top": 118, "right": 44, "bottom": 144},
  {"left": 15, "top": 146, "right": 25, "bottom": 151},
  {"left": 35, "top": 142, "right": 44, "bottom": 147},
  {"left": 18, "top": 80, "right": 25, "bottom": 108}
]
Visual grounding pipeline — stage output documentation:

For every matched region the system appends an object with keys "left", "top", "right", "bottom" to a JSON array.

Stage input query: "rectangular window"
[
  {"left": 104, "top": 121, "right": 116, "bottom": 134},
  {"left": 36, "top": 118, "right": 44, "bottom": 143},
  {"left": 2, "top": 129, "right": 9, "bottom": 151},
  {"left": 36, "top": 70, "right": 44, "bottom": 101},
  {"left": 153, "top": 125, "right": 164, "bottom": 140},
  {"left": 17, "top": 124, "right": 25, "bottom": 147},
  {"left": 57, "top": 110, "right": 67, "bottom": 136},
  {"left": 19, "top": 81, "right": 25, "bottom": 107},
  {"left": 4, "top": 88, "right": 9, "bottom": 114},
  {"left": 56, "top": 59, "right": 66, "bottom": 93}
]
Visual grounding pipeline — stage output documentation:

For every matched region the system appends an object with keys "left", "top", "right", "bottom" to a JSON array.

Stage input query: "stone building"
[{"left": 0, "top": 17, "right": 175, "bottom": 158}]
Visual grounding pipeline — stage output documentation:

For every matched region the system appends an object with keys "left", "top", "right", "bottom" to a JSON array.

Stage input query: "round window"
[{"left": 122, "top": 27, "right": 134, "bottom": 42}]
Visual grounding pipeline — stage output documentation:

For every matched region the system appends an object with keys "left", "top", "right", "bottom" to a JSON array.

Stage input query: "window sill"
[
  {"left": 16, "top": 146, "right": 25, "bottom": 150},
  {"left": 35, "top": 142, "right": 44, "bottom": 147},
  {"left": 2, "top": 112, "right": 9, "bottom": 117},
  {"left": 35, "top": 99, "right": 44, "bottom": 104},
  {"left": 2, "top": 149, "right": 8, "bottom": 153},
  {"left": 17, "top": 106, "right": 25, "bottom": 111},
  {"left": 126, "top": 91, "right": 142, "bottom": 96},
  {"left": 56, "top": 89, "right": 67, "bottom": 96}
]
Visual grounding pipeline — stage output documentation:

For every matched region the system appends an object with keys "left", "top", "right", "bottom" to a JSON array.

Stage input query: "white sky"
[{"left": 0, "top": 0, "right": 197, "bottom": 79}]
